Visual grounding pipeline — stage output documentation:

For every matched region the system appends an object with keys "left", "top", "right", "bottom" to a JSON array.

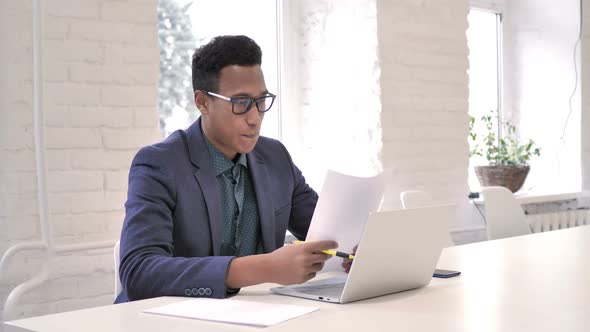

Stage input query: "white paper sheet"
[
  {"left": 143, "top": 299, "right": 319, "bottom": 327},
  {"left": 305, "top": 170, "right": 385, "bottom": 272}
]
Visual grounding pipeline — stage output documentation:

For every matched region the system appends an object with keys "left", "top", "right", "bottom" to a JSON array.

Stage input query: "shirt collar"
[{"left": 203, "top": 131, "right": 248, "bottom": 176}]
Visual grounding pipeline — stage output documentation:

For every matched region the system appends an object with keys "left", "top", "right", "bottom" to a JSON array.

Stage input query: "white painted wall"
[
  {"left": 583, "top": 0, "right": 590, "bottom": 191},
  {"left": 503, "top": 0, "right": 582, "bottom": 193},
  {"left": 471, "top": 0, "right": 504, "bottom": 12},
  {"left": 0, "top": 0, "right": 160, "bottom": 321}
]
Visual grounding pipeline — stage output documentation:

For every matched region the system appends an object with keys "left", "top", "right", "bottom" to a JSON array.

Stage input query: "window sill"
[{"left": 472, "top": 190, "right": 590, "bottom": 205}]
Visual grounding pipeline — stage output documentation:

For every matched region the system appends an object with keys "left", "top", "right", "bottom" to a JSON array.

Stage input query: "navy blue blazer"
[{"left": 115, "top": 118, "right": 318, "bottom": 303}]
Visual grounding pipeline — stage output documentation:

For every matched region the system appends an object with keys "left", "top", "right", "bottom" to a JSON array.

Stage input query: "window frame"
[{"left": 467, "top": 7, "right": 504, "bottom": 190}]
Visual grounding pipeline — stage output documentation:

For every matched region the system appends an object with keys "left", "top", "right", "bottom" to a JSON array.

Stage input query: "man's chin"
[{"left": 237, "top": 139, "right": 259, "bottom": 154}]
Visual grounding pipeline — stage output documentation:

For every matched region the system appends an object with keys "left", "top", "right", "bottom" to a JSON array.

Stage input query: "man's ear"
[{"left": 194, "top": 90, "right": 209, "bottom": 115}]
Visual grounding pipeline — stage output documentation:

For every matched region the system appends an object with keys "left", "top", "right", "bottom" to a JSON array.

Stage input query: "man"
[{"left": 115, "top": 35, "right": 338, "bottom": 303}]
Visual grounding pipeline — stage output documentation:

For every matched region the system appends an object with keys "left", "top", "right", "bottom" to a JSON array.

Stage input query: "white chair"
[
  {"left": 481, "top": 186, "right": 532, "bottom": 240},
  {"left": 399, "top": 190, "right": 454, "bottom": 247},
  {"left": 400, "top": 190, "right": 433, "bottom": 209},
  {"left": 114, "top": 240, "right": 122, "bottom": 298}
]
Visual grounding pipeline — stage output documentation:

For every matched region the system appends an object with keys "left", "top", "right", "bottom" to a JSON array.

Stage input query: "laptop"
[{"left": 271, "top": 204, "right": 455, "bottom": 304}]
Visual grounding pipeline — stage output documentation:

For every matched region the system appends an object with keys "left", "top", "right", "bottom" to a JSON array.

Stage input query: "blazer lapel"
[
  {"left": 186, "top": 119, "right": 223, "bottom": 255},
  {"left": 248, "top": 151, "right": 277, "bottom": 252}
]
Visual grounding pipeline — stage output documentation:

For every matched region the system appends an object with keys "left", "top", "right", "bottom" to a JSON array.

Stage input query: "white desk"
[{"left": 5, "top": 226, "right": 590, "bottom": 332}]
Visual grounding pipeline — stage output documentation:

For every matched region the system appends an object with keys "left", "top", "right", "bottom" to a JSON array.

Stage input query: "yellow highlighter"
[{"left": 294, "top": 241, "right": 355, "bottom": 260}]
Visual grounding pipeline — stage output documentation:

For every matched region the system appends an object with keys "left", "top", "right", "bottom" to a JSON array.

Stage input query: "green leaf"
[{"left": 468, "top": 109, "right": 541, "bottom": 166}]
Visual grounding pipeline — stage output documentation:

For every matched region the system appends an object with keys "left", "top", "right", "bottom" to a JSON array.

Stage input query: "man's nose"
[{"left": 245, "top": 106, "right": 262, "bottom": 126}]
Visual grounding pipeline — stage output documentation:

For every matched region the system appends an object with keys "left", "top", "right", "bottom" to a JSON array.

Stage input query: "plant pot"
[{"left": 474, "top": 165, "right": 530, "bottom": 193}]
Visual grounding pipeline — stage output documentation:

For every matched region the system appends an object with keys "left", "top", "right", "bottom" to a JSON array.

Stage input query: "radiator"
[{"left": 526, "top": 209, "right": 590, "bottom": 233}]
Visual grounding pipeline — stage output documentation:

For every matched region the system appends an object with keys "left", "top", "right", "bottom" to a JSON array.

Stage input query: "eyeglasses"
[{"left": 203, "top": 91, "right": 276, "bottom": 115}]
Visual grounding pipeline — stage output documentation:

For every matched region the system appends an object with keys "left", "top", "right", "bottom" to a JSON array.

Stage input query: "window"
[
  {"left": 468, "top": 5, "right": 582, "bottom": 193},
  {"left": 158, "top": 0, "right": 280, "bottom": 139},
  {"left": 466, "top": 8, "right": 502, "bottom": 190}
]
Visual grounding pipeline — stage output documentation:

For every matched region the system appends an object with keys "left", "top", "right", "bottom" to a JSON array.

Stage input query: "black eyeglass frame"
[{"left": 202, "top": 90, "right": 277, "bottom": 115}]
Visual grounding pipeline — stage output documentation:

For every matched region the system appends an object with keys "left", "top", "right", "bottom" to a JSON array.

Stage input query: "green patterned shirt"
[{"left": 203, "top": 134, "right": 263, "bottom": 257}]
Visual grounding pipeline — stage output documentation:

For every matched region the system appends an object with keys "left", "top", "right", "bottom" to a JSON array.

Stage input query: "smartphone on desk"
[{"left": 433, "top": 269, "right": 461, "bottom": 278}]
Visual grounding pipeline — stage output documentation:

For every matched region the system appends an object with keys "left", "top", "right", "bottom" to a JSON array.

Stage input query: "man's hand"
[
  {"left": 341, "top": 245, "right": 358, "bottom": 273},
  {"left": 267, "top": 240, "right": 338, "bottom": 285}
]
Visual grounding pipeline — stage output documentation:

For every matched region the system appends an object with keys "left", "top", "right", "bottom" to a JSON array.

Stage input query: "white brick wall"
[
  {"left": 583, "top": 0, "right": 590, "bottom": 191},
  {"left": 0, "top": 0, "right": 159, "bottom": 321},
  {"left": 0, "top": 0, "right": 39, "bottom": 321},
  {"left": 377, "top": 0, "right": 471, "bottom": 229}
]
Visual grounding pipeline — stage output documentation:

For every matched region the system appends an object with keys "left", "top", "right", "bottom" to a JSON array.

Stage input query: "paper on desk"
[
  {"left": 143, "top": 299, "right": 318, "bottom": 327},
  {"left": 305, "top": 170, "right": 385, "bottom": 272}
]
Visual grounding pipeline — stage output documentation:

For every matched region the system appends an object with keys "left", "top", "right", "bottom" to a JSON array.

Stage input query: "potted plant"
[{"left": 468, "top": 110, "right": 541, "bottom": 193}]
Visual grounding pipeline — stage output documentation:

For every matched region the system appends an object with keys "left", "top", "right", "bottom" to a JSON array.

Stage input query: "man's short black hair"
[{"left": 191, "top": 35, "right": 262, "bottom": 95}]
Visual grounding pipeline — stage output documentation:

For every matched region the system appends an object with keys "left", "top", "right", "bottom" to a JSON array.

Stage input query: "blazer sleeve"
[
  {"left": 119, "top": 146, "right": 234, "bottom": 301},
  {"left": 278, "top": 144, "right": 318, "bottom": 240}
]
